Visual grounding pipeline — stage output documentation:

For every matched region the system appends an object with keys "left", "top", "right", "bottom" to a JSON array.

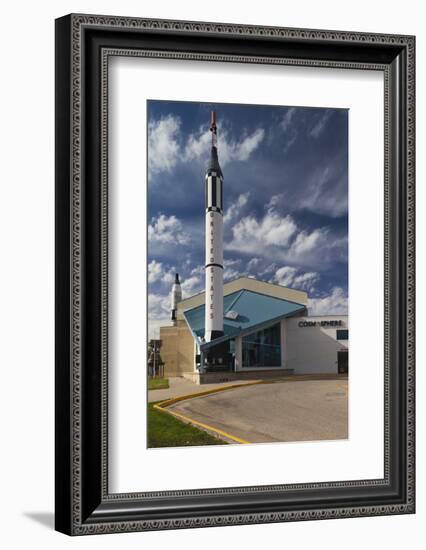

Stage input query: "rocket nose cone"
[{"left": 175, "top": 273, "right": 180, "bottom": 284}]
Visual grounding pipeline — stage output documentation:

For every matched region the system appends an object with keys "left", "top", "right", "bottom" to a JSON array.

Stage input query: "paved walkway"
[
  {"left": 167, "top": 379, "right": 348, "bottom": 443},
  {"left": 148, "top": 376, "right": 258, "bottom": 403}
]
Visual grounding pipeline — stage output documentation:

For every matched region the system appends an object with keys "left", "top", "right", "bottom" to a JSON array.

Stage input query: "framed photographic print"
[{"left": 55, "top": 14, "right": 415, "bottom": 535}]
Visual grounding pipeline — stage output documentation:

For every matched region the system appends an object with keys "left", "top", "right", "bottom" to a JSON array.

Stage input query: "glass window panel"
[{"left": 242, "top": 323, "right": 281, "bottom": 368}]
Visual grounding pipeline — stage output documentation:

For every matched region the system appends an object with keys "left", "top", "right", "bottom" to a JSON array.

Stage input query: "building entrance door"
[{"left": 337, "top": 351, "right": 348, "bottom": 374}]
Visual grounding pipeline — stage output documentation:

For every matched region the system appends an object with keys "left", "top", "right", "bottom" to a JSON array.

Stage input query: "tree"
[{"left": 147, "top": 339, "right": 164, "bottom": 377}]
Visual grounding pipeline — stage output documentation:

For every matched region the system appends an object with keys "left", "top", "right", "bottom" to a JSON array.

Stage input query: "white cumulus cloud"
[
  {"left": 309, "top": 110, "right": 333, "bottom": 139},
  {"left": 290, "top": 228, "right": 325, "bottom": 256},
  {"left": 265, "top": 194, "right": 285, "bottom": 210},
  {"left": 148, "top": 260, "right": 175, "bottom": 285},
  {"left": 226, "top": 199, "right": 346, "bottom": 270},
  {"left": 293, "top": 271, "right": 320, "bottom": 288},
  {"left": 224, "top": 268, "right": 242, "bottom": 282},
  {"left": 298, "top": 164, "right": 348, "bottom": 218},
  {"left": 280, "top": 108, "right": 296, "bottom": 133},
  {"left": 184, "top": 126, "right": 265, "bottom": 167},
  {"left": 274, "top": 266, "right": 320, "bottom": 292},
  {"left": 148, "top": 292, "right": 171, "bottom": 339},
  {"left": 228, "top": 211, "right": 297, "bottom": 252},
  {"left": 280, "top": 108, "right": 298, "bottom": 153},
  {"left": 233, "top": 128, "right": 265, "bottom": 161},
  {"left": 148, "top": 260, "right": 163, "bottom": 284},
  {"left": 184, "top": 128, "right": 211, "bottom": 161},
  {"left": 190, "top": 264, "right": 205, "bottom": 277},
  {"left": 274, "top": 266, "right": 298, "bottom": 286},
  {"left": 308, "top": 287, "right": 348, "bottom": 315},
  {"left": 148, "top": 214, "right": 190, "bottom": 245},
  {"left": 224, "top": 192, "right": 250, "bottom": 224},
  {"left": 148, "top": 292, "right": 170, "bottom": 318},
  {"left": 247, "top": 257, "right": 261, "bottom": 271},
  {"left": 181, "top": 276, "right": 203, "bottom": 297},
  {"left": 148, "top": 115, "right": 265, "bottom": 175},
  {"left": 148, "top": 115, "right": 181, "bottom": 174}
]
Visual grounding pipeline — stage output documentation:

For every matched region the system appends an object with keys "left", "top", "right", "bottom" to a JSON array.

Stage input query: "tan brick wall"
[
  {"left": 159, "top": 326, "right": 178, "bottom": 376},
  {"left": 160, "top": 321, "right": 194, "bottom": 377}
]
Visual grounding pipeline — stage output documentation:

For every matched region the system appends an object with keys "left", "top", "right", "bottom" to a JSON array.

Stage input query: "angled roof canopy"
[
  {"left": 183, "top": 289, "right": 306, "bottom": 351},
  {"left": 178, "top": 277, "right": 307, "bottom": 319}
]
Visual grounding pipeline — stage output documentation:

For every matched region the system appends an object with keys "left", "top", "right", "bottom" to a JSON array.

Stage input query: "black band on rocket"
[{"left": 206, "top": 206, "right": 223, "bottom": 214}]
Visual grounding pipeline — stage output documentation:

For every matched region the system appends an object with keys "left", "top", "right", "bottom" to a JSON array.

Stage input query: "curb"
[
  {"left": 154, "top": 380, "right": 262, "bottom": 409},
  {"left": 153, "top": 381, "right": 263, "bottom": 444},
  {"left": 156, "top": 406, "right": 251, "bottom": 444}
]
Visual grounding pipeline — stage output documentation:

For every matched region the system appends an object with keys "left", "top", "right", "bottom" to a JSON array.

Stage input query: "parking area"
[{"left": 167, "top": 379, "right": 348, "bottom": 444}]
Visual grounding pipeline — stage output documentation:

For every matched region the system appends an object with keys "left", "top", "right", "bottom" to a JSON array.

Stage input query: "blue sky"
[{"left": 147, "top": 100, "right": 348, "bottom": 338}]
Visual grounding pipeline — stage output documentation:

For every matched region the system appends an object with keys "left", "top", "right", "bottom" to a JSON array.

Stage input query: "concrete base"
[{"left": 183, "top": 369, "right": 294, "bottom": 385}]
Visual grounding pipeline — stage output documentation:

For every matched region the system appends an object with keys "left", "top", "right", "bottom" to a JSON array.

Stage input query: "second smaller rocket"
[{"left": 170, "top": 273, "right": 182, "bottom": 325}]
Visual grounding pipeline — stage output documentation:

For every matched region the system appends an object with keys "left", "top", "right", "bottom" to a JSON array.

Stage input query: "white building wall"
[
  {"left": 193, "top": 340, "right": 200, "bottom": 372},
  {"left": 286, "top": 316, "right": 349, "bottom": 374}
]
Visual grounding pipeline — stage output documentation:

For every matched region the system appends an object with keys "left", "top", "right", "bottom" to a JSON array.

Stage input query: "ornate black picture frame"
[{"left": 55, "top": 14, "right": 415, "bottom": 535}]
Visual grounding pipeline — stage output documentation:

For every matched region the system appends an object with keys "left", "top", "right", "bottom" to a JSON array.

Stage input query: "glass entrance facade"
[
  {"left": 242, "top": 323, "right": 281, "bottom": 368},
  {"left": 202, "top": 339, "right": 235, "bottom": 372}
]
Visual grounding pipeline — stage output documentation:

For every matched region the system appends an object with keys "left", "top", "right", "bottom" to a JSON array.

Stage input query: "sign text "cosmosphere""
[{"left": 298, "top": 320, "right": 343, "bottom": 328}]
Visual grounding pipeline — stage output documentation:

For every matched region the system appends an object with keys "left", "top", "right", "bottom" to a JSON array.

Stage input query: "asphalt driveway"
[{"left": 167, "top": 379, "right": 348, "bottom": 444}]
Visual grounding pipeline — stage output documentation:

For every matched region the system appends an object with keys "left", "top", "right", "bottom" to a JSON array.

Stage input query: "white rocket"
[
  {"left": 170, "top": 273, "right": 182, "bottom": 325},
  {"left": 204, "top": 112, "right": 224, "bottom": 342}
]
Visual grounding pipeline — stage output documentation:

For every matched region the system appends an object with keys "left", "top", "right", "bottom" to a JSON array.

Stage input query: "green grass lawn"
[
  {"left": 148, "top": 377, "right": 169, "bottom": 390},
  {"left": 147, "top": 403, "right": 227, "bottom": 448}
]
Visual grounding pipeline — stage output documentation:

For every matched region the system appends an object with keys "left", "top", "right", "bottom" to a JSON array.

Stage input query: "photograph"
[{"left": 147, "top": 100, "right": 349, "bottom": 448}]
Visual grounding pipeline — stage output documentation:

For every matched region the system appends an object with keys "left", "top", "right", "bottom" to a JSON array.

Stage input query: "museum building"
[{"left": 160, "top": 276, "right": 349, "bottom": 384}]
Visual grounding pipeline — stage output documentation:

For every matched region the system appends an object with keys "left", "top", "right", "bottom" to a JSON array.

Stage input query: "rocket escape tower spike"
[
  {"left": 204, "top": 111, "right": 224, "bottom": 344},
  {"left": 210, "top": 110, "right": 217, "bottom": 148},
  {"left": 207, "top": 110, "right": 222, "bottom": 177}
]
